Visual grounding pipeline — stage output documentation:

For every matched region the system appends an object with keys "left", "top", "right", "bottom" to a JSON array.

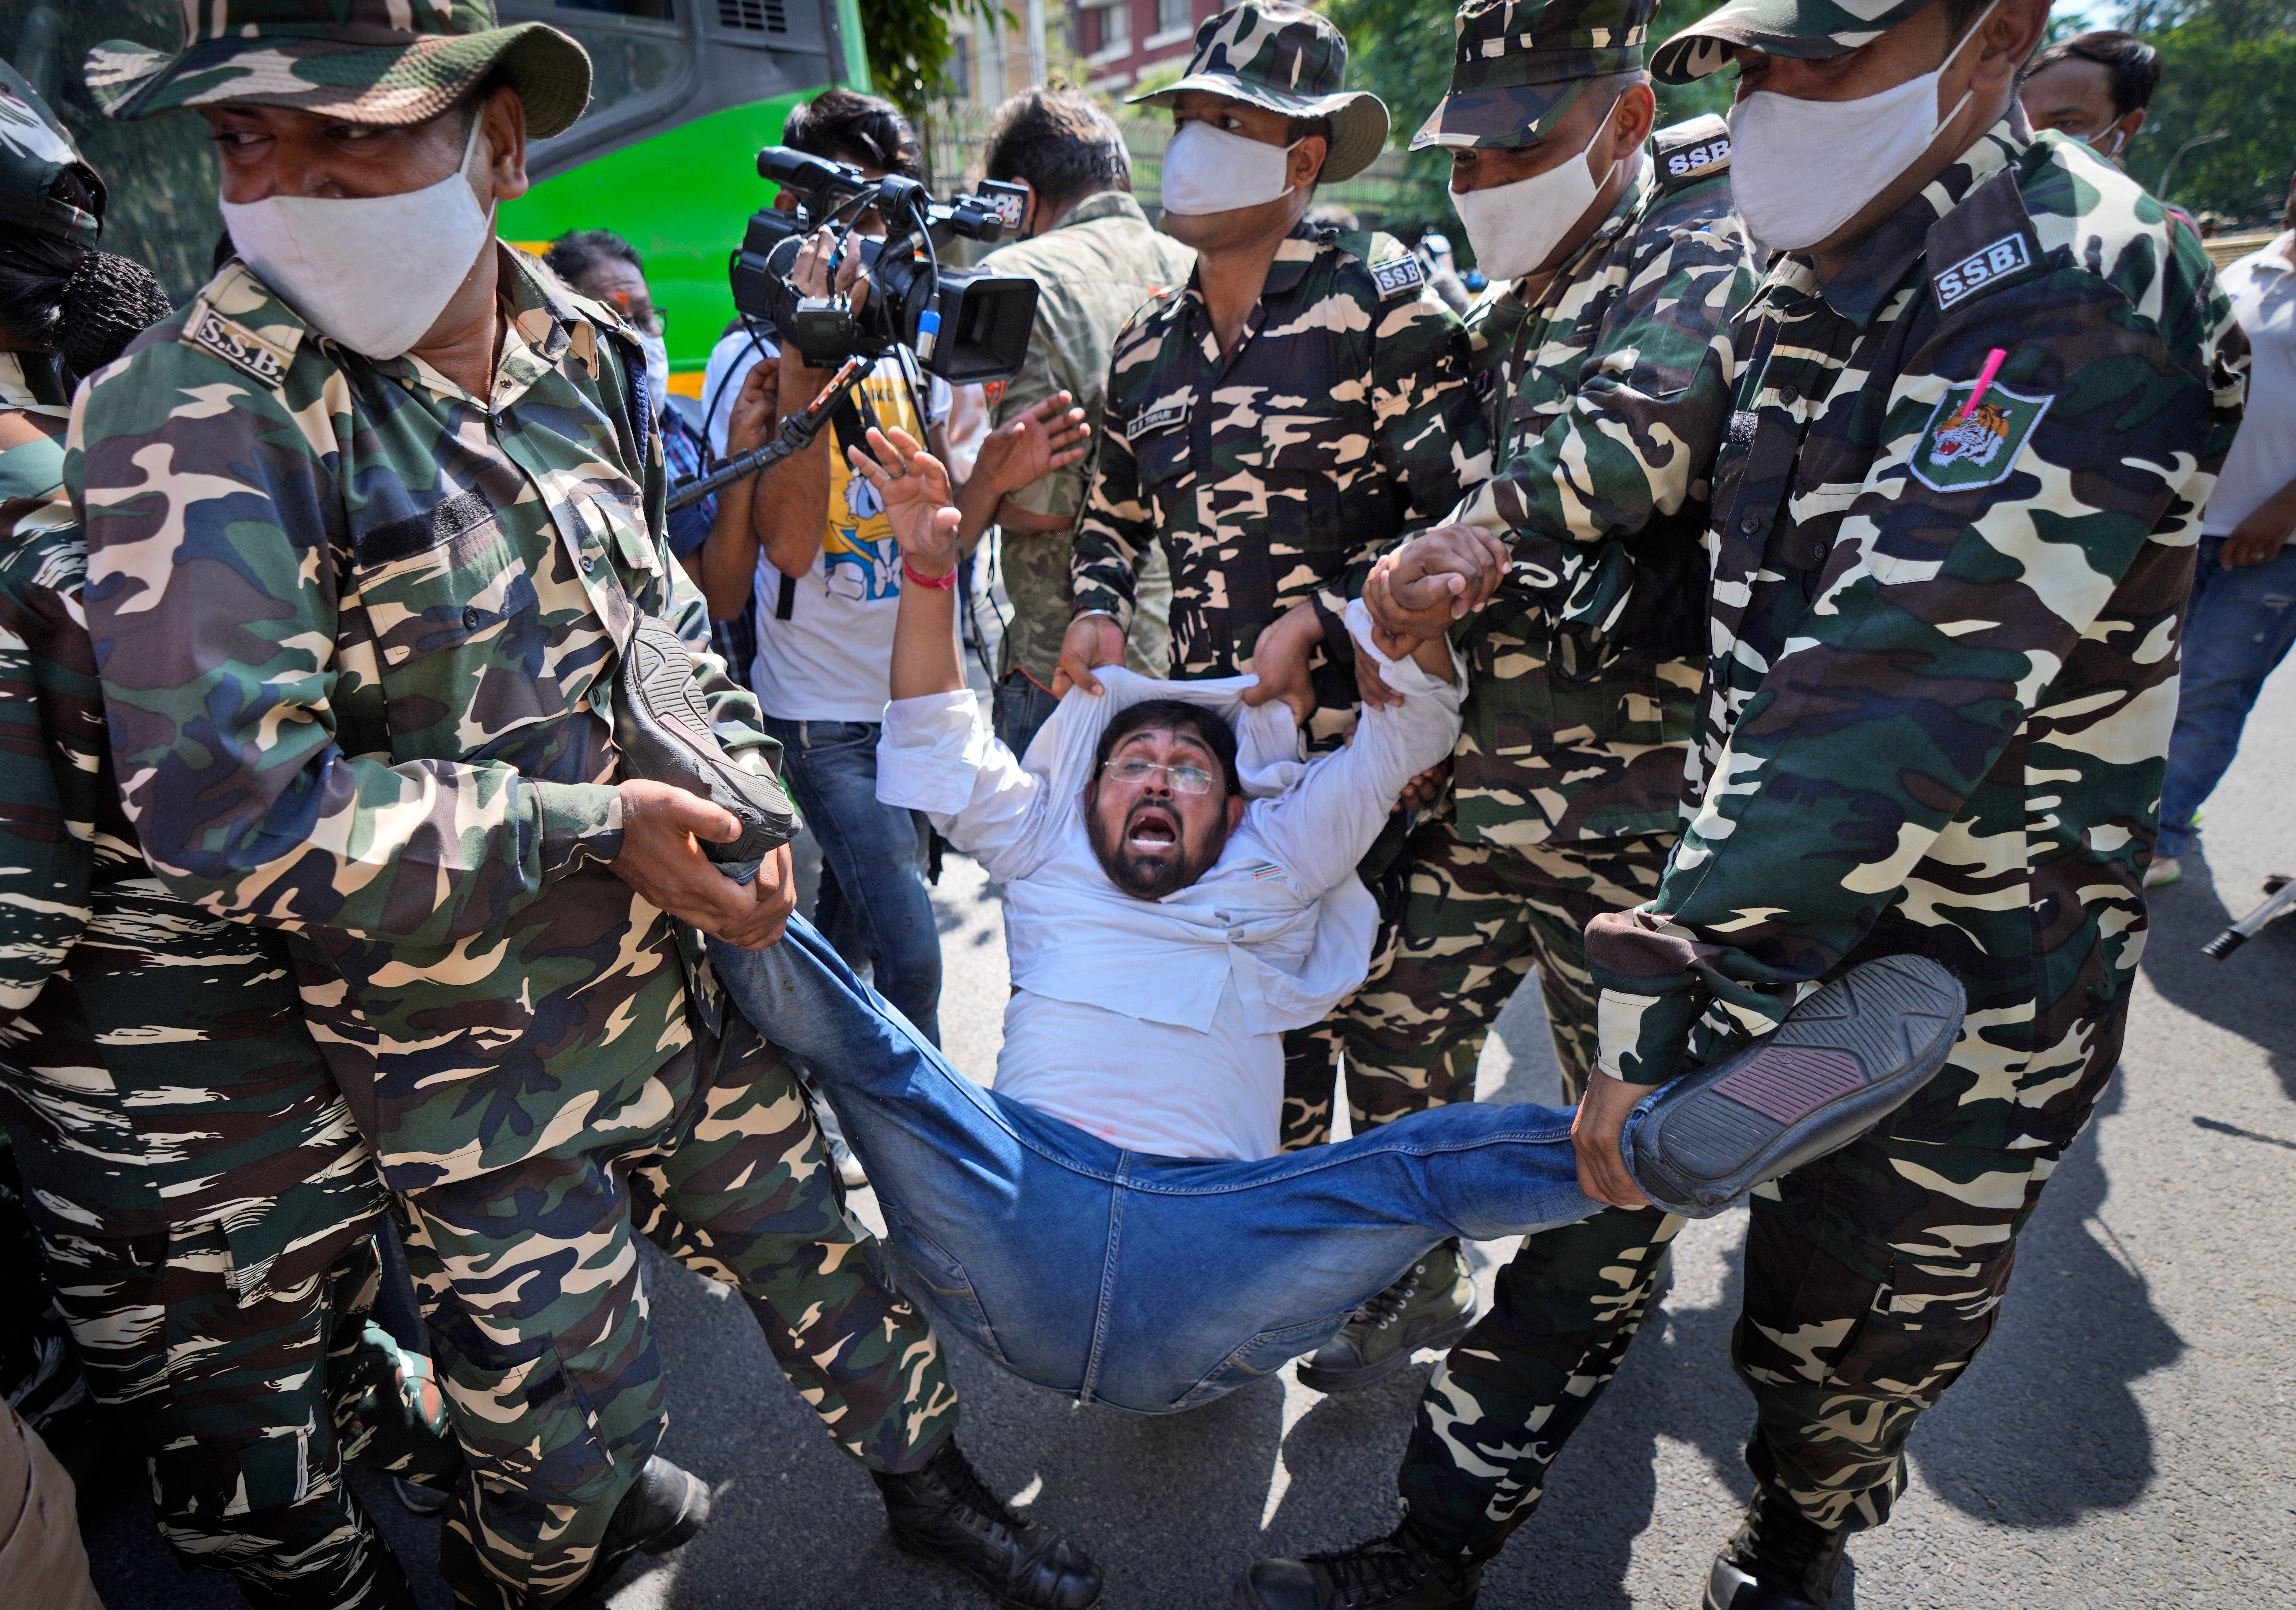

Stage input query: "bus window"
[{"left": 501, "top": 2, "right": 692, "bottom": 153}]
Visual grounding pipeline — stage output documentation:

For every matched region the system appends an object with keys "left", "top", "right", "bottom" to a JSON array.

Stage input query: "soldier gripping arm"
[{"left": 1588, "top": 225, "right": 2247, "bottom": 1092}]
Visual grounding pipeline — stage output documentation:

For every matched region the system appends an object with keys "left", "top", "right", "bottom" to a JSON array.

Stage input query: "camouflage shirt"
[
  {"left": 980, "top": 190, "right": 1199, "bottom": 523},
  {"left": 1589, "top": 127, "right": 2247, "bottom": 1153},
  {"left": 1447, "top": 118, "right": 1758, "bottom": 847},
  {"left": 1, "top": 353, "right": 373, "bottom": 1241},
  {"left": 1074, "top": 222, "right": 1490, "bottom": 740},
  {"left": 69, "top": 247, "right": 774, "bottom": 1193}
]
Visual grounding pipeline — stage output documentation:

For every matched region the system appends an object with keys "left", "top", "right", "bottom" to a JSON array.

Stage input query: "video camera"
[{"left": 730, "top": 147, "right": 1038, "bottom": 384}]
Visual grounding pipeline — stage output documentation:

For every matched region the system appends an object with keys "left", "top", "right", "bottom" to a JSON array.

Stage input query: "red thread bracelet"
[{"left": 902, "top": 556, "right": 958, "bottom": 591}]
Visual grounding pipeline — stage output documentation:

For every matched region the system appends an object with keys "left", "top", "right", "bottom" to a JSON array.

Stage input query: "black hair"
[
  {"left": 2027, "top": 30, "right": 2162, "bottom": 118},
  {"left": 0, "top": 226, "right": 81, "bottom": 347},
  {"left": 545, "top": 228, "right": 642, "bottom": 287},
  {"left": 983, "top": 88, "right": 1130, "bottom": 210},
  {"left": 783, "top": 88, "right": 923, "bottom": 178},
  {"left": 1094, "top": 699, "right": 1242, "bottom": 797},
  {"left": 0, "top": 166, "right": 169, "bottom": 375}
]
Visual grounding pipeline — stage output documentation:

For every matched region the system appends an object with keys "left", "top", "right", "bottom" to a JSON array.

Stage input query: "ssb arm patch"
[
  {"left": 1908, "top": 381, "right": 2053, "bottom": 492},
  {"left": 1370, "top": 255, "right": 1425, "bottom": 300},
  {"left": 183, "top": 302, "right": 294, "bottom": 388}
]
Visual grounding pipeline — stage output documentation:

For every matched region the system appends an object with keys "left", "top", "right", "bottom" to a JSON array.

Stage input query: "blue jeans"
[
  {"left": 2160, "top": 536, "right": 2296, "bottom": 858},
  {"left": 763, "top": 716, "right": 943, "bottom": 1045},
  {"left": 708, "top": 919, "right": 1616, "bottom": 1415}
]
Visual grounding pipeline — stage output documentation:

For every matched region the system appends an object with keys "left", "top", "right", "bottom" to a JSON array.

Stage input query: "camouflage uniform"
[
  {"left": 975, "top": 189, "right": 1193, "bottom": 688},
  {"left": 1, "top": 348, "right": 459, "bottom": 1610},
  {"left": 1400, "top": 116, "right": 2246, "bottom": 1555},
  {"left": 1319, "top": 108, "right": 1757, "bottom": 1152},
  {"left": 69, "top": 248, "right": 957, "bottom": 1608}
]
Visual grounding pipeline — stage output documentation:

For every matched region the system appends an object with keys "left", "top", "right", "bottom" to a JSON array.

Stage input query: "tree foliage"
[
  {"left": 2120, "top": 14, "right": 2296, "bottom": 221},
  {"left": 860, "top": 0, "right": 1013, "bottom": 119}
]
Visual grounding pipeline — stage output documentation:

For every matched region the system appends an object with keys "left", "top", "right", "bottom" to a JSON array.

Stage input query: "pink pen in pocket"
[{"left": 1947, "top": 348, "right": 2009, "bottom": 428}]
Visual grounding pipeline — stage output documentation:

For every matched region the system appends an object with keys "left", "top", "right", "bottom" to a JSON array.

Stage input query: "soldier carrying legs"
[
  {"left": 0, "top": 61, "right": 462, "bottom": 1608},
  {"left": 68, "top": 7, "right": 1099, "bottom": 1608},
  {"left": 1245, "top": 0, "right": 2247, "bottom": 1603}
]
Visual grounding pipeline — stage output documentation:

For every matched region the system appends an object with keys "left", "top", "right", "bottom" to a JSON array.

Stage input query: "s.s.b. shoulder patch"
[
  {"left": 183, "top": 302, "right": 294, "bottom": 388},
  {"left": 1933, "top": 233, "right": 2034, "bottom": 310},
  {"left": 1653, "top": 114, "right": 1732, "bottom": 190},
  {"left": 1370, "top": 254, "right": 1426, "bottom": 300}
]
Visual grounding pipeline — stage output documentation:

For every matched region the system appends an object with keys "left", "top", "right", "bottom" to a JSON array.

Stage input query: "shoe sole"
[
  {"left": 1293, "top": 1304, "right": 1480, "bottom": 1394},
  {"left": 887, "top": 1526, "right": 1106, "bottom": 1610},
  {"left": 1630, "top": 955, "right": 1965, "bottom": 1217},
  {"left": 617, "top": 617, "right": 798, "bottom": 863}
]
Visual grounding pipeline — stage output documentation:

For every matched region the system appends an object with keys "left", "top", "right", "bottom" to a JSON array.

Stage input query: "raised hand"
[
  {"left": 976, "top": 391, "right": 1091, "bottom": 498},
  {"left": 724, "top": 358, "right": 777, "bottom": 456},
  {"left": 847, "top": 424, "right": 960, "bottom": 577}
]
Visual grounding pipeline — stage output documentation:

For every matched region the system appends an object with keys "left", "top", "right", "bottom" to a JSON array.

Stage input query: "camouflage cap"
[
  {"left": 83, "top": 0, "right": 592, "bottom": 140},
  {"left": 0, "top": 59, "right": 103, "bottom": 250},
  {"left": 1128, "top": 2, "right": 1390, "bottom": 186},
  {"left": 1650, "top": 0, "right": 1935, "bottom": 84},
  {"left": 1412, "top": 0, "right": 1652, "bottom": 151}
]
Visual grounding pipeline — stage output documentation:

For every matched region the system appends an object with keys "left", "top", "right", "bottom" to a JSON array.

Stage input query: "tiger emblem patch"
[{"left": 1909, "top": 381, "right": 2051, "bottom": 492}]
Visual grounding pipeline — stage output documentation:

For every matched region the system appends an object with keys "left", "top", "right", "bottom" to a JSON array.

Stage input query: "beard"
[{"left": 1088, "top": 794, "right": 1230, "bottom": 901}]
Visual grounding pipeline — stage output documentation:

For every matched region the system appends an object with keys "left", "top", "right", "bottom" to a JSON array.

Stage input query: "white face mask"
[
  {"left": 1726, "top": 0, "right": 2002, "bottom": 253},
  {"left": 1160, "top": 119, "right": 1301, "bottom": 216},
  {"left": 221, "top": 118, "right": 495, "bottom": 360},
  {"left": 638, "top": 329, "right": 670, "bottom": 413},
  {"left": 1449, "top": 95, "right": 1619, "bottom": 283}
]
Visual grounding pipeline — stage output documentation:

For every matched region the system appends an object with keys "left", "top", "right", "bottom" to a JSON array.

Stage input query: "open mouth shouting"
[{"left": 1125, "top": 802, "right": 1181, "bottom": 857}]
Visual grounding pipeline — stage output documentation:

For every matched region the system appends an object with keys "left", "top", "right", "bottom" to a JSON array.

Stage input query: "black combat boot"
[
  {"left": 872, "top": 1438, "right": 1103, "bottom": 1609},
  {"left": 1296, "top": 1239, "right": 1477, "bottom": 1393},
  {"left": 1704, "top": 1485, "right": 1849, "bottom": 1609},
  {"left": 1237, "top": 1518, "right": 1481, "bottom": 1609},
  {"left": 570, "top": 1454, "right": 712, "bottom": 1605}
]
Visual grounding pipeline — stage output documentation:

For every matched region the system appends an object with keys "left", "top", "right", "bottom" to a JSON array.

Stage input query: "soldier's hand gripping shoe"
[
  {"left": 1626, "top": 955, "right": 1965, "bottom": 1217},
  {"left": 871, "top": 1438, "right": 1103, "bottom": 1609},
  {"left": 1296, "top": 1237, "right": 1476, "bottom": 1393},
  {"left": 569, "top": 1454, "right": 712, "bottom": 1606},
  {"left": 1237, "top": 1518, "right": 1481, "bottom": 1609},
  {"left": 1704, "top": 1484, "right": 1847, "bottom": 1609},
  {"left": 613, "top": 615, "right": 798, "bottom": 863}
]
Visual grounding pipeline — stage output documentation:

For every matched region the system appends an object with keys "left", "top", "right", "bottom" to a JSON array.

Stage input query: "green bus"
[{"left": 3, "top": 0, "right": 862, "bottom": 398}]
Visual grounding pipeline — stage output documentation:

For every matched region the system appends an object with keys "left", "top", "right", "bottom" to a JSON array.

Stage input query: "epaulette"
[
  {"left": 1652, "top": 114, "right": 1732, "bottom": 191},
  {"left": 178, "top": 262, "right": 302, "bottom": 390},
  {"left": 1338, "top": 230, "right": 1427, "bottom": 301},
  {"left": 1926, "top": 167, "right": 2046, "bottom": 313}
]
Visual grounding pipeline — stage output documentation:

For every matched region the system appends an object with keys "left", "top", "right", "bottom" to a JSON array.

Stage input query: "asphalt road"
[{"left": 80, "top": 651, "right": 2296, "bottom": 1610}]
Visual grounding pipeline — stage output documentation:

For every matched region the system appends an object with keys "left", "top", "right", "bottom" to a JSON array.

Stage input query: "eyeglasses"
[{"left": 1100, "top": 757, "right": 1217, "bottom": 795}]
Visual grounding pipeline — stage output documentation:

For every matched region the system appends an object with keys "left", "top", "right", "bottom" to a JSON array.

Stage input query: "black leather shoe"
[
  {"left": 1703, "top": 1486, "right": 1847, "bottom": 1609},
  {"left": 1631, "top": 954, "right": 1965, "bottom": 1217},
  {"left": 614, "top": 615, "right": 797, "bottom": 863},
  {"left": 571, "top": 1454, "right": 711, "bottom": 1605},
  {"left": 1296, "top": 1239, "right": 1477, "bottom": 1393},
  {"left": 873, "top": 1439, "right": 1102, "bottom": 1609},
  {"left": 1238, "top": 1520, "right": 1481, "bottom": 1609}
]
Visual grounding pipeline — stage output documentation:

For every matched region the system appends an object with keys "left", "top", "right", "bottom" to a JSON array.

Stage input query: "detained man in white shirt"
[{"left": 700, "top": 426, "right": 1967, "bottom": 1415}]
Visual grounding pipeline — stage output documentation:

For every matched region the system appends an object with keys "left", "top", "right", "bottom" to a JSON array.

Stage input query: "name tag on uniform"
[
  {"left": 1370, "top": 255, "right": 1425, "bottom": 299},
  {"left": 1933, "top": 234, "right": 2033, "bottom": 309},
  {"left": 1125, "top": 400, "right": 1188, "bottom": 443}
]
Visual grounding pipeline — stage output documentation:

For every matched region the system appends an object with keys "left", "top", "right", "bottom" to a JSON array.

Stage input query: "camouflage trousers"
[
  {"left": 40, "top": 1155, "right": 461, "bottom": 1610},
  {"left": 995, "top": 526, "right": 1172, "bottom": 686},
  {"left": 1400, "top": 1075, "right": 2098, "bottom": 1555},
  {"left": 394, "top": 1005, "right": 958, "bottom": 1610},
  {"left": 1281, "top": 816, "right": 1673, "bottom": 1149}
]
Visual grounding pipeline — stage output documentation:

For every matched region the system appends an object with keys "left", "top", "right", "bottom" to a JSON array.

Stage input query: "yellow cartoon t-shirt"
[{"left": 744, "top": 352, "right": 945, "bottom": 720}]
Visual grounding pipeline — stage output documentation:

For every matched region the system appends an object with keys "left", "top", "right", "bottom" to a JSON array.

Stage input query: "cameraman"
[
  {"left": 963, "top": 87, "right": 1196, "bottom": 753},
  {"left": 690, "top": 90, "right": 1082, "bottom": 1045}
]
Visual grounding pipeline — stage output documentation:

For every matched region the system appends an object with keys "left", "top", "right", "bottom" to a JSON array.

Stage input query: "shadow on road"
[{"left": 2138, "top": 853, "right": 2296, "bottom": 1102}]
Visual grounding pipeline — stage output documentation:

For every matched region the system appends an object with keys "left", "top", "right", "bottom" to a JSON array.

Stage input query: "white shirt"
[
  {"left": 698, "top": 329, "right": 953, "bottom": 722},
  {"left": 878, "top": 602, "right": 1466, "bottom": 1160},
  {"left": 2203, "top": 234, "right": 2296, "bottom": 537}
]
